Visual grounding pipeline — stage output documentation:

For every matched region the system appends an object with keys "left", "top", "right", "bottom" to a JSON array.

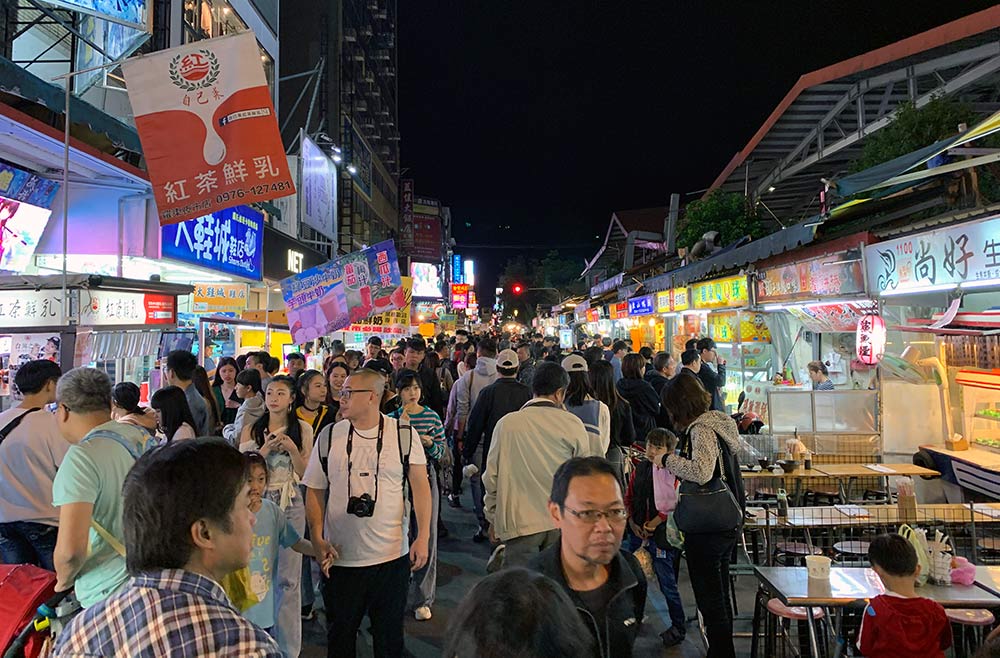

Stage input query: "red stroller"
[{"left": 0, "top": 564, "right": 70, "bottom": 658}]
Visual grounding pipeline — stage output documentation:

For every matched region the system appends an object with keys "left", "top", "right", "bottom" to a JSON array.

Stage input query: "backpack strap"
[
  {"left": 82, "top": 428, "right": 151, "bottom": 460},
  {"left": 0, "top": 407, "right": 40, "bottom": 448},
  {"left": 318, "top": 423, "right": 335, "bottom": 475}
]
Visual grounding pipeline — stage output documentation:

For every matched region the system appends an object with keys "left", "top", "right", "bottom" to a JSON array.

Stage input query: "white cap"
[
  {"left": 561, "top": 354, "right": 588, "bottom": 373},
  {"left": 497, "top": 349, "right": 520, "bottom": 369}
]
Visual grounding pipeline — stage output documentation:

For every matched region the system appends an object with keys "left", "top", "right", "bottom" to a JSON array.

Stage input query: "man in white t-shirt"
[
  {"left": 0, "top": 359, "right": 67, "bottom": 571},
  {"left": 304, "top": 368, "right": 431, "bottom": 658}
]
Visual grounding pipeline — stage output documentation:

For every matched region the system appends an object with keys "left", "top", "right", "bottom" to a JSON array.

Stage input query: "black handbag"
[{"left": 673, "top": 434, "right": 743, "bottom": 535}]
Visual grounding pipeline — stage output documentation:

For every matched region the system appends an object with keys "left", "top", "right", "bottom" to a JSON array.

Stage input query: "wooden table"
[
  {"left": 775, "top": 503, "right": 999, "bottom": 528},
  {"left": 742, "top": 466, "right": 837, "bottom": 504},
  {"left": 752, "top": 566, "right": 1000, "bottom": 657},
  {"left": 812, "top": 463, "right": 940, "bottom": 502}
]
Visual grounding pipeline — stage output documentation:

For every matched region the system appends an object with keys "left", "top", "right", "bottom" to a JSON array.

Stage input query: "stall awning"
[
  {"left": 0, "top": 274, "right": 192, "bottom": 296},
  {"left": 668, "top": 223, "right": 817, "bottom": 288},
  {"left": 0, "top": 56, "right": 142, "bottom": 154}
]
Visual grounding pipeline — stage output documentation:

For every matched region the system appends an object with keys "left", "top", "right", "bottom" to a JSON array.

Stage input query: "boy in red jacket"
[{"left": 857, "top": 533, "right": 952, "bottom": 657}]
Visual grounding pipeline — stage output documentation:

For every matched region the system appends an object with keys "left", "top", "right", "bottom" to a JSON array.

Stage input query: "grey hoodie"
[
  {"left": 454, "top": 356, "right": 498, "bottom": 431},
  {"left": 222, "top": 393, "right": 265, "bottom": 446},
  {"left": 665, "top": 410, "right": 741, "bottom": 486}
]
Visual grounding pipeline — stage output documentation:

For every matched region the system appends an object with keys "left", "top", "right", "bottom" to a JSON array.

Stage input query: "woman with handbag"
[{"left": 659, "top": 374, "right": 744, "bottom": 658}]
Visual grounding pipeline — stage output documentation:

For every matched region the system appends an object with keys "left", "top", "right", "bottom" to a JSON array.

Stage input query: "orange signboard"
[{"left": 123, "top": 32, "right": 294, "bottom": 225}]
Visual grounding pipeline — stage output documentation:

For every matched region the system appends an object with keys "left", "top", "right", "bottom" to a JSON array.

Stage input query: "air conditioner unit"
[
  {"left": 361, "top": 26, "right": 373, "bottom": 38},
  {"left": 375, "top": 50, "right": 390, "bottom": 61}
]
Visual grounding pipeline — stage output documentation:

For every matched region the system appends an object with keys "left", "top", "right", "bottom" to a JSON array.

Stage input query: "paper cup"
[{"left": 805, "top": 555, "right": 831, "bottom": 579}]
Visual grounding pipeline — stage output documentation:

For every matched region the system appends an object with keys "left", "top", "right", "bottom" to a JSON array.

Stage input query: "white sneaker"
[
  {"left": 414, "top": 606, "right": 432, "bottom": 621},
  {"left": 486, "top": 544, "right": 506, "bottom": 573}
]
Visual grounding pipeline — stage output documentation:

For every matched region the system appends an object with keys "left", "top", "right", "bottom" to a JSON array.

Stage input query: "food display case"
[{"left": 958, "top": 370, "right": 1000, "bottom": 451}]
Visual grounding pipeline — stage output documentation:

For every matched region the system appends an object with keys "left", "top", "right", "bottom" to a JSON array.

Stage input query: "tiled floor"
[{"left": 302, "top": 488, "right": 758, "bottom": 657}]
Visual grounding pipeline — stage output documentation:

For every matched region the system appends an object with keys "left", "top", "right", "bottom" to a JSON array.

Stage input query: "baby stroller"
[{"left": 0, "top": 564, "right": 75, "bottom": 658}]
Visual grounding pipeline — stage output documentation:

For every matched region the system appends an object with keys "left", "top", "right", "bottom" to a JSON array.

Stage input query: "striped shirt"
[
  {"left": 390, "top": 405, "right": 446, "bottom": 461},
  {"left": 53, "top": 569, "right": 281, "bottom": 657}
]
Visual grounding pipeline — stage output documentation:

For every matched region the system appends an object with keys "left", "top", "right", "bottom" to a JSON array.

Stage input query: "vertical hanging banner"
[
  {"left": 123, "top": 32, "right": 294, "bottom": 225},
  {"left": 280, "top": 240, "right": 405, "bottom": 344}
]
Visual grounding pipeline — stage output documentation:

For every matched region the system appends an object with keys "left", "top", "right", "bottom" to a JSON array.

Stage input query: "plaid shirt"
[{"left": 53, "top": 569, "right": 282, "bottom": 658}]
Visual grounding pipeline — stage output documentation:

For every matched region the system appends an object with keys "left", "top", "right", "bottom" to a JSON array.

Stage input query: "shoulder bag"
[{"left": 672, "top": 433, "right": 743, "bottom": 535}]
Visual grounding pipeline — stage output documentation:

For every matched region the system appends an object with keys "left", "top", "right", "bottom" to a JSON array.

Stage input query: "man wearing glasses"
[
  {"left": 303, "top": 367, "right": 432, "bottom": 657},
  {"left": 528, "top": 456, "right": 647, "bottom": 658},
  {"left": 483, "top": 361, "right": 595, "bottom": 569}
]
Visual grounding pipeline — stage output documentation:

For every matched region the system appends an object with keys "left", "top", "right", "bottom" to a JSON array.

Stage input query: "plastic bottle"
[{"left": 777, "top": 489, "right": 789, "bottom": 518}]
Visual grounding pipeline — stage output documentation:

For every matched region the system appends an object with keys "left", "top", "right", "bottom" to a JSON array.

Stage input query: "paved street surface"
[{"left": 302, "top": 487, "right": 756, "bottom": 657}]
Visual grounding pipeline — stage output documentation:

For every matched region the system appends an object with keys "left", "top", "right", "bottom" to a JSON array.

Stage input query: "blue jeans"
[
  {"left": 0, "top": 520, "right": 58, "bottom": 571},
  {"left": 626, "top": 531, "right": 685, "bottom": 630}
]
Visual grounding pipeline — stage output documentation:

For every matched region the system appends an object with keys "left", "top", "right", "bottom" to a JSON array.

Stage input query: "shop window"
[{"left": 181, "top": 0, "right": 274, "bottom": 97}]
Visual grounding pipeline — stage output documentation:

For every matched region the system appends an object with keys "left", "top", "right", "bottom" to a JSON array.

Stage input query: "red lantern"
[{"left": 856, "top": 313, "right": 886, "bottom": 366}]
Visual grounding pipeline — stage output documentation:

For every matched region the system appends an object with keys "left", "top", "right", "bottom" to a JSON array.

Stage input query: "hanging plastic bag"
[{"left": 898, "top": 524, "right": 929, "bottom": 586}]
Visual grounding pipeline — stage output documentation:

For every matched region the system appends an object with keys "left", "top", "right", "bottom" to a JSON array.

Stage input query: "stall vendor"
[{"left": 808, "top": 361, "right": 835, "bottom": 391}]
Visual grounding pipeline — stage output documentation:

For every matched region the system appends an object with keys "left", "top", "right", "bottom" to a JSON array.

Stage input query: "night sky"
[{"left": 397, "top": 2, "right": 998, "bottom": 309}]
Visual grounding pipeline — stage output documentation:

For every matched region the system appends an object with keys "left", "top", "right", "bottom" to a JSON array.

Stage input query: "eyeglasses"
[
  {"left": 563, "top": 506, "right": 628, "bottom": 525},
  {"left": 339, "top": 388, "right": 373, "bottom": 400}
]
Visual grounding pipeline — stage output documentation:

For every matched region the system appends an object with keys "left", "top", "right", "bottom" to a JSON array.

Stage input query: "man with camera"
[{"left": 303, "top": 367, "right": 431, "bottom": 658}]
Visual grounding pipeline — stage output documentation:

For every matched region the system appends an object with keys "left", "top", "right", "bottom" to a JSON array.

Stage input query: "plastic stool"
[
  {"left": 765, "top": 598, "right": 826, "bottom": 657},
  {"left": 774, "top": 541, "right": 821, "bottom": 566},
  {"left": 805, "top": 488, "right": 839, "bottom": 507},
  {"left": 833, "top": 540, "right": 870, "bottom": 565},
  {"left": 947, "top": 608, "right": 995, "bottom": 658}
]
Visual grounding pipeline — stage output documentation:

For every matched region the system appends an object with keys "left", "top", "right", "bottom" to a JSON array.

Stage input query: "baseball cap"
[
  {"left": 561, "top": 354, "right": 588, "bottom": 373},
  {"left": 497, "top": 349, "right": 520, "bottom": 369}
]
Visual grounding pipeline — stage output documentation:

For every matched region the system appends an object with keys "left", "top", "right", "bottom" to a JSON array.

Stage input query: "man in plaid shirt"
[{"left": 54, "top": 439, "right": 282, "bottom": 657}]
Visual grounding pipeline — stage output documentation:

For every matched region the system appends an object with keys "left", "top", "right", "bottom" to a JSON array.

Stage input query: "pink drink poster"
[{"left": 280, "top": 240, "right": 403, "bottom": 344}]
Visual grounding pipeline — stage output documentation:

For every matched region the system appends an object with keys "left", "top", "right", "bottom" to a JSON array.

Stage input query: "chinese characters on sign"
[
  {"left": 0, "top": 163, "right": 60, "bottom": 208},
  {"left": 192, "top": 283, "right": 249, "bottom": 313},
  {"left": 452, "top": 254, "right": 463, "bottom": 285},
  {"left": 610, "top": 302, "right": 629, "bottom": 320},
  {"left": 411, "top": 214, "right": 442, "bottom": 261},
  {"left": 79, "top": 291, "right": 176, "bottom": 326},
  {"left": 399, "top": 179, "right": 414, "bottom": 251},
  {"left": 691, "top": 275, "right": 748, "bottom": 310},
  {"left": 0, "top": 290, "right": 61, "bottom": 327},
  {"left": 586, "top": 307, "right": 601, "bottom": 323},
  {"left": 755, "top": 251, "right": 865, "bottom": 304},
  {"left": 864, "top": 215, "right": 1000, "bottom": 294},
  {"left": 161, "top": 205, "right": 263, "bottom": 280},
  {"left": 655, "top": 288, "right": 689, "bottom": 314},
  {"left": 855, "top": 314, "right": 886, "bottom": 366},
  {"left": 122, "top": 32, "right": 294, "bottom": 225},
  {"left": 451, "top": 283, "right": 470, "bottom": 310},
  {"left": 348, "top": 277, "right": 412, "bottom": 336},
  {"left": 627, "top": 294, "right": 654, "bottom": 316}
]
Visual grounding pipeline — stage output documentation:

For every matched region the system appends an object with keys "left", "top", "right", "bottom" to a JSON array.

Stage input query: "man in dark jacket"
[
  {"left": 643, "top": 351, "right": 675, "bottom": 396},
  {"left": 403, "top": 337, "right": 446, "bottom": 419},
  {"left": 528, "top": 456, "right": 646, "bottom": 658},
  {"left": 464, "top": 348, "right": 532, "bottom": 542},
  {"left": 696, "top": 337, "right": 727, "bottom": 412}
]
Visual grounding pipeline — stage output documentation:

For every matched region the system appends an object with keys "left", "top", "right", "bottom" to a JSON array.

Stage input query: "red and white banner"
[{"left": 123, "top": 32, "right": 294, "bottom": 225}]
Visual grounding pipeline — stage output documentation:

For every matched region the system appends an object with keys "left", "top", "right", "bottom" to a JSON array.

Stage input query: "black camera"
[{"left": 346, "top": 493, "right": 376, "bottom": 517}]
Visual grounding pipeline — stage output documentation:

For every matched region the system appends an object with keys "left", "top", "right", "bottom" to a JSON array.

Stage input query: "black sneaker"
[
  {"left": 660, "top": 626, "right": 685, "bottom": 648},
  {"left": 447, "top": 494, "right": 462, "bottom": 508},
  {"left": 301, "top": 604, "right": 314, "bottom": 621},
  {"left": 472, "top": 526, "right": 488, "bottom": 543}
]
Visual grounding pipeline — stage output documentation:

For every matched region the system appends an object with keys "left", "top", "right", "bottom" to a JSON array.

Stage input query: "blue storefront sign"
[
  {"left": 161, "top": 205, "right": 264, "bottom": 281},
  {"left": 627, "top": 294, "right": 654, "bottom": 316},
  {"left": 452, "top": 253, "right": 463, "bottom": 284},
  {"left": 0, "top": 163, "right": 60, "bottom": 208}
]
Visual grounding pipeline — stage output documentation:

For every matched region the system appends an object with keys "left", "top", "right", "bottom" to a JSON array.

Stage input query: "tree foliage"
[
  {"left": 678, "top": 190, "right": 764, "bottom": 251},
  {"left": 850, "top": 96, "right": 977, "bottom": 172}
]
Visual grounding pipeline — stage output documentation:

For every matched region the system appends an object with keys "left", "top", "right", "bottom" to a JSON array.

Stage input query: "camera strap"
[{"left": 346, "top": 415, "right": 385, "bottom": 505}]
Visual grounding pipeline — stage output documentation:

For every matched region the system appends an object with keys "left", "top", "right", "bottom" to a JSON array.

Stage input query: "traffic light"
[{"left": 512, "top": 283, "right": 524, "bottom": 295}]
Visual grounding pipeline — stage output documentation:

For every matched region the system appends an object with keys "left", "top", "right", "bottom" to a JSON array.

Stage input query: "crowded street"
[{"left": 8, "top": 3, "right": 1000, "bottom": 658}]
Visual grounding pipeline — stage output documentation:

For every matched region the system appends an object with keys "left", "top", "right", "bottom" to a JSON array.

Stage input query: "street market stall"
[{"left": 0, "top": 274, "right": 189, "bottom": 408}]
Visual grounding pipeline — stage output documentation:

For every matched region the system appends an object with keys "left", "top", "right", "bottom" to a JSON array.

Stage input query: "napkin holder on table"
[{"left": 897, "top": 493, "right": 917, "bottom": 523}]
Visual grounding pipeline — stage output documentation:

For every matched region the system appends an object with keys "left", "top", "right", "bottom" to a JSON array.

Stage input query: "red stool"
[
  {"left": 946, "top": 608, "right": 995, "bottom": 658},
  {"left": 765, "top": 598, "right": 826, "bottom": 657}
]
